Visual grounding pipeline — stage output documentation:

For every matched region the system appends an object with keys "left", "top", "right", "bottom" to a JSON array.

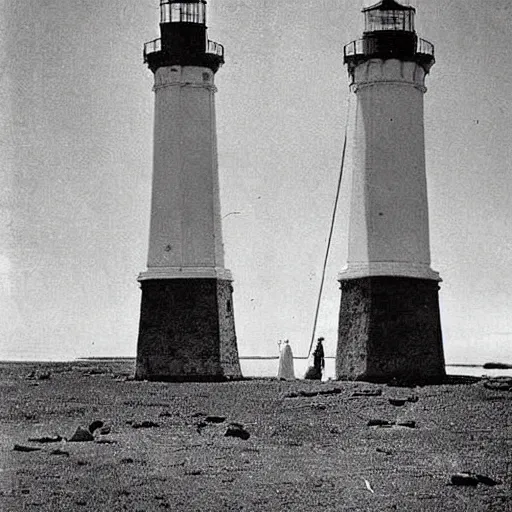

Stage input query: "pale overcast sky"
[{"left": 0, "top": 0, "right": 511, "bottom": 364}]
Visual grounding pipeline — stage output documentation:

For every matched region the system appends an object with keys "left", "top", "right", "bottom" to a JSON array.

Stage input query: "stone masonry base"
[
  {"left": 135, "top": 279, "right": 242, "bottom": 381},
  {"left": 336, "top": 276, "right": 446, "bottom": 384}
]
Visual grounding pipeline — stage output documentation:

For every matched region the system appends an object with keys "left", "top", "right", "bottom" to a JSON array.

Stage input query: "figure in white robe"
[{"left": 277, "top": 340, "right": 295, "bottom": 380}]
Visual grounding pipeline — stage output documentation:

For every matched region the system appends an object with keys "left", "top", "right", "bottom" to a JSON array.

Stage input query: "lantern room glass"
[
  {"left": 160, "top": 1, "right": 206, "bottom": 24},
  {"left": 364, "top": 9, "right": 414, "bottom": 32}
]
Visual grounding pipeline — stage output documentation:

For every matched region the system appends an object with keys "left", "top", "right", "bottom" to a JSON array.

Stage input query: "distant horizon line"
[{"left": 0, "top": 357, "right": 509, "bottom": 368}]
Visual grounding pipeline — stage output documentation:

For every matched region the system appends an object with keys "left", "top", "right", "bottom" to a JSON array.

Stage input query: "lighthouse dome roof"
[
  {"left": 166, "top": 0, "right": 206, "bottom": 4},
  {"left": 363, "top": 0, "right": 415, "bottom": 12}
]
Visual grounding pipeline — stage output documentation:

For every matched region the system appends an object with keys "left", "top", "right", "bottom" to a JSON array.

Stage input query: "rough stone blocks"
[
  {"left": 135, "top": 279, "right": 242, "bottom": 381},
  {"left": 336, "top": 276, "right": 445, "bottom": 384}
]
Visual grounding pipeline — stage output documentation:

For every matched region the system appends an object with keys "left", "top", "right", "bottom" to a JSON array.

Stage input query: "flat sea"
[
  {"left": 10, "top": 357, "right": 511, "bottom": 381},
  {"left": 239, "top": 357, "right": 512, "bottom": 381}
]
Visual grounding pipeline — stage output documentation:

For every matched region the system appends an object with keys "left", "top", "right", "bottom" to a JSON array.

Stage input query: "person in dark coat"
[{"left": 304, "top": 337, "right": 325, "bottom": 380}]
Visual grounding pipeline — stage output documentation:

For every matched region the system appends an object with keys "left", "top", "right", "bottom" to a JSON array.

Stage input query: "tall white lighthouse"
[
  {"left": 136, "top": 0, "right": 242, "bottom": 381},
  {"left": 336, "top": 0, "right": 446, "bottom": 383}
]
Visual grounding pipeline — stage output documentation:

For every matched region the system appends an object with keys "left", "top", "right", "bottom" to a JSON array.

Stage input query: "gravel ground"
[{"left": 0, "top": 361, "right": 511, "bottom": 511}]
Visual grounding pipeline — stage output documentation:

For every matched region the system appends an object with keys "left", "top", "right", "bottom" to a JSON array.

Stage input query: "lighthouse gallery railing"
[
  {"left": 143, "top": 38, "right": 225, "bottom": 62},
  {"left": 343, "top": 37, "right": 434, "bottom": 59}
]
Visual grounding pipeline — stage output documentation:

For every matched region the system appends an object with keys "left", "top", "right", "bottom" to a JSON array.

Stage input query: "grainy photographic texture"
[{"left": 1, "top": 1, "right": 511, "bottom": 510}]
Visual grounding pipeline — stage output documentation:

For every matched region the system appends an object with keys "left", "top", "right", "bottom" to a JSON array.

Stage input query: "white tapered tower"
[
  {"left": 336, "top": 0, "right": 445, "bottom": 383},
  {"left": 136, "top": 0, "right": 241, "bottom": 381}
]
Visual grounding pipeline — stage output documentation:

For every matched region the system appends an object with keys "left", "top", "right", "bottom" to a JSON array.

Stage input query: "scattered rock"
[
  {"left": 287, "top": 388, "right": 334, "bottom": 400},
  {"left": 205, "top": 416, "right": 226, "bottom": 424},
  {"left": 121, "top": 457, "right": 134, "bottom": 464},
  {"left": 118, "top": 375, "right": 135, "bottom": 382},
  {"left": 483, "top": 378, "right": 512, "bottom": 392},
  {"left": 367, "top": 419, "right": 416, "bottom": 430},
  {"left": 225, "top": 423, "right": 250, "bottom": 440},
  {"left": 25, "top": 370, "right": 51, "bottom": 381},
  {"left": 95, "top": 438, "right": 117, "bottom": 444},
  {"left": 184, "top": 469, "right": 203, "bottom": 476},
  {"left": 50, "top": 449, "right": 70, "bottom": 457},
  {"left": 318, "top": 387, "right": 342, "bottom": 396},
  {"left": 85, "top": 367, "right": 109, "bottom": 376},
  {"left": 397, "top": 420, "right": 416, "bottom": 429},
  {"left": 13, "top": 444, "right": 42, "bottom": 452},
  {"left": 353, "top": 389, "right": 382, "bottom": 397},
  {"left": 191, "top": 412, "right": 206, "bottom": 418},
  {"left": 88, "top": 420, "right": 104, "bottom": 434},
  {"left": 363, "top": 478, "right": 375, "bottom": 493},
  {"left": 196, "top": 421, "right": 207, "bottom": 433},
  {"left": 28, "top": 435, "right": 63, "bottom": 444},
  {"left": 311, "top": 403, "right": 327, "bottom": 410},
  {"left": 475, "top": 474, "right": 501, "bottom": 486},
  {"left": 450, "top": 473, "right": 479, "bottom": 486},
  {"left": 299, "top": 390, "right": 320, "bottom": 397},
  {"left": 242, "top": 447, "right": 260, "bottom": 453},
  {"left": 132, "top": 421, "right": 159, "bottom": 429},
  {"left": 98, "top": 425, "right": 111, "bottom": 435},
  {"left": 368, "top": 419, "right": 393, "bottom": 427},
  {"left": 369, "top": 420, "right": 418, "bottom": 429},
  {"left": 388, "top": 398, "right": 407, "bottom": 406},
  {"left": 408, "top": 395, "right": 419, "bottom": 403},
  {"left": 483, "top": 362, "right": 512, "bottom": 370},
  {"left": 376, "top": 448, "right": 393, "bottom": 455},
  {"left": 69, "top": 426, "right": 94, "bottom": 442},
  {"left": 159, "top": 411, "right": 173, "bottom": 418}
]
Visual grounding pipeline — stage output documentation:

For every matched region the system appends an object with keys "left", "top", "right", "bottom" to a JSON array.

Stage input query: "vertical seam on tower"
[
  {"left": 210, "top": 79, "right": 217, "bottom": 269},
  {"left": 349, "top": 85, "right": 360, "bottom": 266},
  {"left": 178, "top": 69, "right": 185, "bottom": 267}
]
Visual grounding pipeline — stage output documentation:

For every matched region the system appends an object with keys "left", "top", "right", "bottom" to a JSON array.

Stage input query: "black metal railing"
[
  {"left": 416, "top": 38, "right": 434, "bottom": 57},
  {"left": 343, "top": 37, "right": 434, "bottom": 60},
  {"left": 207, "top": 40, "right": 224, "bottom": 58},
  {"left": 143, "top": 38, "right": 224, "bottom": 63},
  {"left": 344, "top": 39, "right": 364, "bottom": 58},
  {"left": 144, "top": 38, "right": 162, "bottom": 60}
]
